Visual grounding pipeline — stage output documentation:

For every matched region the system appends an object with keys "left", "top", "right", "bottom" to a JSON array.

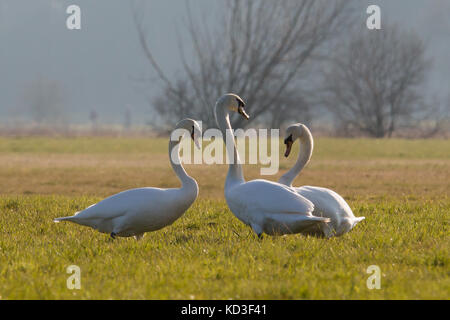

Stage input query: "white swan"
[
  {"left": 53, "top": 118, "right": 202, "bottom": 240},
  {"left": 214, "top": 94, "right": 330, "bottom": 238},
  {"left": 279, "top": 123, "right": 365, "bottom": 237}
]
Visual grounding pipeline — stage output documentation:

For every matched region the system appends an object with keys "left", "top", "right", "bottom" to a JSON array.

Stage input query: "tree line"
[{"left": 134, "top": 0, "right": 449, "bottom": 138}]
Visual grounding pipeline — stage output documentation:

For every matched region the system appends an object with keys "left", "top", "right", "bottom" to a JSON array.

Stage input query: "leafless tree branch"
[
  {"left": 322, "top": 25, "right": 435, "bottom": 138},
  {"left": 133, "top": 0, "right": 355, "bottom": 129}
]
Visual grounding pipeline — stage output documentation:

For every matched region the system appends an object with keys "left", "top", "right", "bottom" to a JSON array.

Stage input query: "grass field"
[{"left": 0, "top": 137, "right": 449, "bottom": 299}]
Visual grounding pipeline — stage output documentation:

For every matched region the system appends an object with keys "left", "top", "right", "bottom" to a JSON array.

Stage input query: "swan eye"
[
  {"left": 236, "top": 98, "right": 245, "bottom": 108},
  {"left": 191, "top": 126, "right": 195, "bottom": 140}
]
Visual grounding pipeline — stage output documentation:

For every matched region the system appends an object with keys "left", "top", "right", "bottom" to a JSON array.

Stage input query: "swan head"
[
  {"left": 216, "top": 93, "right": 249, "bottom": 120},
  {"left": 175, "top": 118, "right": 202, "bottom": 149},
  {"left": 283, "top": 123, "right": 309, "bottom": 157}
]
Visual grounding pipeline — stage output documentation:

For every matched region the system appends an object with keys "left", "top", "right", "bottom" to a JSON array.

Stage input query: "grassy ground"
[{"left": 0, "top": 137, "right": 448, "bottom": 299}]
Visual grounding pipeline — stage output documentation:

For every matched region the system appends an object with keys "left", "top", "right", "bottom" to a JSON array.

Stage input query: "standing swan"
[
  {"left": 279, "top": 123, "right": 365, "bottom": 237},
  {"left": 53, "top": 119, "right": 202, "bottom": 240},
  {"left": 215, "top": 94, "right": 330, "bottom": 238}
]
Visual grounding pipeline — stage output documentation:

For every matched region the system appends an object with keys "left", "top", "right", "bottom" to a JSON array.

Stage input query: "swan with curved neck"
[
  {"left": 280, "top": 123, "right": 365, "bottom": 237},
  {"left": 54, "top": 119, "right": 202, "bottom": 240},
  {"left": 215, "top": 94, "right": 330, "bottom": 237}
]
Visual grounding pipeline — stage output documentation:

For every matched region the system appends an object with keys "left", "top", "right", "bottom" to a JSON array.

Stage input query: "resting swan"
[
  {"left": 215, "top": 94, "right": 330, "bottom": 238},
  {"left": 54, "top": 119, "right": 202, "bottom": 240},
  {"left": 279, "top": 123, "right": 365, "bottom": 237}
]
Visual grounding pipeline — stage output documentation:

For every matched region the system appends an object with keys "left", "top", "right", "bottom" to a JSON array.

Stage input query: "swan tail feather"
[
  {"left": 353, "top": 216, "right": 365, "bottom": 226},
  {"left": 53, "top": 216, "right": 76, "bottom": 223},
  {"left": 355, "top": 216, "right": 365, "bottom": 221}
]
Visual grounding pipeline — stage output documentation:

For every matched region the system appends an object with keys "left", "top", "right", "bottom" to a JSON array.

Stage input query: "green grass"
[
  {"left": 1, "top": 136, "right": 449, "bottom": 159},
  {"left": 0, "top": 137, "right": 167, "bottom": 154},
  {"left": 311, "top": 138, "right": 450, "bottom": 159},
  {"left": 0, "top": 196, "right": 448, "bottom": 299},
  {"left": 0, "top": 137, "right": 449, "bottom": 299}
]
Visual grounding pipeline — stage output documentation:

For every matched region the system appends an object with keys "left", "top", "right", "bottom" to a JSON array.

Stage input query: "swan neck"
[
  {"left": 169, "top": 140, "right": 197, "bottom": 189},
  {"left": 215, "top": 104, "right": 244, "bottom": 186},
  {"left": 279, "top": 129, "right": 313, "bottom": 187}
]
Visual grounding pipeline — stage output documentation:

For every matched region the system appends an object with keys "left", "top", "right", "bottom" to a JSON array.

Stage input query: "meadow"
[{"left": 0, "top": 136, "right": 448, "bottom": 299}]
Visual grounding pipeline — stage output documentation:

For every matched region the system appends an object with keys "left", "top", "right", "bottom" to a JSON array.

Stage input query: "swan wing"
[
  {"left": 228, "top": 179, "right": 314, "bottom": 215},
  {"left": 295, "top": 186, "right": 366, "bottom": 236},
  {"left": 296, "top": 186, "right": 354, "bottom": 218},
  {"left": 66, "top": 188, "right": 169, "bottom": 221}
]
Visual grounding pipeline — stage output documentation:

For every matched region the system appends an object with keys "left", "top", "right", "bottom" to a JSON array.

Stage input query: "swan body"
[
  {"left": 279, "top": 123, "right": 365, "bottom": 237},
  {"left": 215, "top": 94, "right": 330, "bottom": 237},
  {"left": 54, "top": 119, "right": 202, "bottom": 240}
]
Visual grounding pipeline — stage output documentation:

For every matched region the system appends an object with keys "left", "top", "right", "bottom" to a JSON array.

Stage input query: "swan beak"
[
  {"left": 238, "top": 106, "right": 250, "bottom": 120},
  {"left": 284, "top": 140, "right": 293, "bottom": 157}
]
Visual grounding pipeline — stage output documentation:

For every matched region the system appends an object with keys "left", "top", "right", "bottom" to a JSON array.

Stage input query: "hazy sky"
[{"left": 0, "top": 0, "right": 449, "bottom": 125}]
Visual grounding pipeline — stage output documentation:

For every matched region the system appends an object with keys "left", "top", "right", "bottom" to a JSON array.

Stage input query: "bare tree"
[
  {"left": 133, "top": 0, "right": 355, "bottom": 129},
  {"left": 322, "top": 26, "right": 432, "bottom": 138},
  {"left": 23, "top": 77, "right": 66, "bottom": 126},
  {"left": 262, "top": 90, "right": 313, "bottom": 129}
]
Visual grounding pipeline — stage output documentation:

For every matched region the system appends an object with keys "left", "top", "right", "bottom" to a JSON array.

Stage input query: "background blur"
[{"left": 0, "top": 0, "right": 449, "bottom": 136}]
